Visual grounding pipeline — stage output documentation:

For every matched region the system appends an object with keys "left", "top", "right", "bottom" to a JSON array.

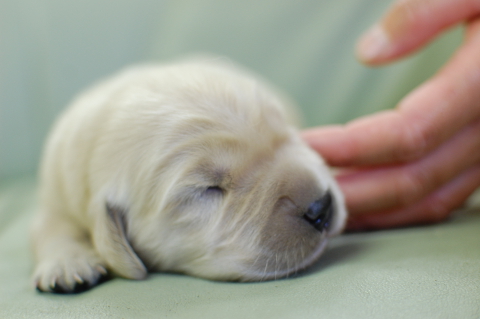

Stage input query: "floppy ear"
[{"left": 93, "top": 203, "right": 147, "bottom": 280}]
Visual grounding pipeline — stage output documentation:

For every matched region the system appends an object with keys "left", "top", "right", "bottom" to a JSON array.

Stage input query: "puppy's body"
[{"left": 32, "top": 59, "right": 347, "bottom": 293}]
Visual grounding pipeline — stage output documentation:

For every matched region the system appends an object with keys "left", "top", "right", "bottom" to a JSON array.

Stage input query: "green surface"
[{"left": 1, "top": 177, "right": 479, "bottom": 318}]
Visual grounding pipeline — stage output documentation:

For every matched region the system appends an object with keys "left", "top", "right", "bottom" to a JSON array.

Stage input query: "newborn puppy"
[{"left": 31, "top": 58, "right": 347, "bottom": 293}]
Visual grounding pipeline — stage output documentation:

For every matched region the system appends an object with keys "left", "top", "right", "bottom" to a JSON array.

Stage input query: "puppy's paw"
[{"left": 33, "top": 254, "right": 108, "bottom": 293}]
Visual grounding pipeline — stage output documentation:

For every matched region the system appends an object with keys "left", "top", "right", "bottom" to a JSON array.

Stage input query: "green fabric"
[
  {"left": 0, "top": 0, "right": 461, "bottom": 179},
  {"left": 1, "top": 177, "right": 479, "bottom": 318},
  {"left": 1, "top": 0, "right": 479, "bottom": 318}
]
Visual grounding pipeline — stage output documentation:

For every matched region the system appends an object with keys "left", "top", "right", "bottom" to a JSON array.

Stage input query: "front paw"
[{"left": 33, "top": 255, "right": 108, "bottom": 293}]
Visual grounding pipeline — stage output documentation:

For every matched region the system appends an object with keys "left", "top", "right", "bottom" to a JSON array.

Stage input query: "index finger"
[{"left": 303, "top": 18, "right": 480, "bottom": 166}]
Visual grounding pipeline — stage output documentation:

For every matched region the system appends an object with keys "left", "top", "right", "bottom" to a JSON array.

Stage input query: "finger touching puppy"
[{"left": 31, "top": 57, "right": 347, "bottom": 293}]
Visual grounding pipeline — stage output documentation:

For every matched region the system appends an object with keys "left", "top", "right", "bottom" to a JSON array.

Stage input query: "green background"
[{"left": 0, "top": 0, "right": 462, "bottom": 179}]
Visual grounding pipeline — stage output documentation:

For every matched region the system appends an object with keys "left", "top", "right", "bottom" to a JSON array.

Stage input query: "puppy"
[{"left": 31, "top": 58, "right": 347, "bottom": 293}]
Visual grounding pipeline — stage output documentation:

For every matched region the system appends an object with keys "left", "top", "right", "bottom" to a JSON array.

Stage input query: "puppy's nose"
[{"left": 303, "top": 191, "right": 334, "bottom": 231}]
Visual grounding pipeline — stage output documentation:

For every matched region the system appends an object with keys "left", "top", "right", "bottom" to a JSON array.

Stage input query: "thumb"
[{"left": 356, "top": 0, "right": 480, "bottom": 65}]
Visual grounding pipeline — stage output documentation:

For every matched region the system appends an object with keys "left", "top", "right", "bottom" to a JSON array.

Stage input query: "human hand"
[{"left": 303, "top": 0, "right": 480, "bottom": 231}]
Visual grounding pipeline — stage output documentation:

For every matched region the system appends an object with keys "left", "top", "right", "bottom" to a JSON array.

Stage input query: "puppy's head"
[{"left": 95, "top": 60, "right": 347, "bottom": 281}]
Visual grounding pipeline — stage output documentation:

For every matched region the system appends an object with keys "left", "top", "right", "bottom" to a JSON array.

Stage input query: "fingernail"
[{"left": 356, "top": 24, "right": 390, "bottom": 63}]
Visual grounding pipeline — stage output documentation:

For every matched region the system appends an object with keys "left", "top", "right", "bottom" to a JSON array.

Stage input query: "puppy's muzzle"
[{"left": 303, "top": 191, "right": 334, "bottom": 231}]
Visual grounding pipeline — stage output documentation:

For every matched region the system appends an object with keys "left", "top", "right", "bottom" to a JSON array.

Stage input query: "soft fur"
[{"left": 31, "top": 58, "right": 347, "bottom": 293}]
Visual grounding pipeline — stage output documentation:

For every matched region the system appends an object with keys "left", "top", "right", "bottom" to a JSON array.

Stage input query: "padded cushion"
[{"left": 1, "top": 177, "right": 479, "bottom": 318}]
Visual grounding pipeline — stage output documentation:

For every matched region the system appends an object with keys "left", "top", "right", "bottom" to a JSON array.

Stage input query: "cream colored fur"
[{"left": 31, "top": 58, "right": 347, "bottom": 293}]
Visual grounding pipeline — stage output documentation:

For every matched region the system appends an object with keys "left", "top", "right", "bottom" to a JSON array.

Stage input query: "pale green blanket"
[{"left": 1, "top": 177, "right": 479, "bottom": 318}]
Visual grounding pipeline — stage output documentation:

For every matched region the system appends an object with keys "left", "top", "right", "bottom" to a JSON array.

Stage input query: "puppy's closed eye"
[{"left": 204, "top": 186, "right": 224, "bottom": 196}]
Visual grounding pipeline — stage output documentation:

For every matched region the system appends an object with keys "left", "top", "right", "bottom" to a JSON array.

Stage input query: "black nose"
[{"left": 303, "top": 191, "right": 334, "bottom": 231}]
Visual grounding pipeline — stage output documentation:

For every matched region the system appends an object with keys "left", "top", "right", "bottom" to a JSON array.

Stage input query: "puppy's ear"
[{"left": 94, "top": 203, "right": 147, "bottom": 280}]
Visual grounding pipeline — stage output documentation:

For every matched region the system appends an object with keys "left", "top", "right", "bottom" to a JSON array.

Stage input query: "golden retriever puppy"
[{"left": 31, "top": 58, "right": 347, "bottom": 293}]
